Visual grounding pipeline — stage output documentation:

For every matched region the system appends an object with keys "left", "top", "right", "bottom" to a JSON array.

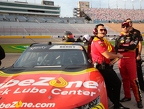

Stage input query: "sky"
[{"left": 2, "top": 0, "right": 144, "bottom": 17}]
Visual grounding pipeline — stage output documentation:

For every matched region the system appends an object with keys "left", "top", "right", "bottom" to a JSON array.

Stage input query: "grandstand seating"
[
  {"left": 84, "top": 8, "right": 144, "bottom": 23},
  {"left": 26, "top": 16, "right": 36, "bottom": 22},
  {"left": 5, "top": 15, "right": 17, "bottom": 22},
  {"left": 36, "top": 17, "right": 46, "bottom": 23},
  {"left": 105, "top": 23, "right": 144, "bottom": 34},
  {"left": 0, "top": 12, "right": 144, "bottom": 36},
  {"left": 0, "top": 20, "right": 97, "bottom": 36},
  {"left": 0, "top": 15, "right": 4, "bottom": 21},
  {"left": 16, "top": 15, "right": 27, "bottom": 22},
  {"left": 1, "top": 20, "right": 144, "bottom": 36}
]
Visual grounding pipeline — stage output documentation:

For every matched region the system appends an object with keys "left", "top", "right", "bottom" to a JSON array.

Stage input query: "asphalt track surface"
[{"left": 0, "top": 38, "right": 144, "bottom": 109}]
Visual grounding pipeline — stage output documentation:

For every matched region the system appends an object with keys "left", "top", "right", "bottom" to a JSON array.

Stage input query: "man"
[
  {"left": 62, "top": 31, "right": 75, "bottom": 42},
  {"left": 82, "top": 34, "right": 91, "bottom": 43},
  {"left": 115, "top": 21, "right": 143, "bottom": 108},
  {"left": 91, "top": 24, "right": 129, "bottom": 109},
  {"left": 82, "top": 34, "right": 92, "bottom": 59},
  {"left": 0, "top": 45, "right": 5, "bottom": 66},
  {"left": 126, "top": 18, "right": 144, "bottom": 92}
]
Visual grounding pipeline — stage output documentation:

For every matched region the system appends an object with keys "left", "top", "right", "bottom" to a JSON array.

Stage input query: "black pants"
[
  {"left": 98, "top": 65, "right": 121, "bottom": 108},
  {"left": 136, "top": 60, "right": 144, "bottom": 91}
]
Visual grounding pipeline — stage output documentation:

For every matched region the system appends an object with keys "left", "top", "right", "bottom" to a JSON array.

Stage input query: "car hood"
[{"left": 0, "top": 68, "right": 106, "bottom": 109}]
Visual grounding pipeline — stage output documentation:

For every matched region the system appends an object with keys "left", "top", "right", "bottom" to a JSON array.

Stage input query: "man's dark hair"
[
  {"left": 125, "top": 18, "right": 132, "bottom": 22},
  {"left": 95, "top": 23, "right": 104, "bottom": 29},
  {"left": 93, "top": 24, "right": 105, "bottom": 35}
]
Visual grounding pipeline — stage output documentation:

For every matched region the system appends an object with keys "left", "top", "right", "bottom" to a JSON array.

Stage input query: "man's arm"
[
  {"left": 114, "top": 36, "right": 121, "bottom": 53},
  {"left": 102, "top": 50, "right": 123, "bottom": 59},
  {"left": 138, "top": 41, "right": 142, "bottom": 54},
  {"left": 120, "top": 33, "right": 139, "bottom": 50},
  {"left": 137, "top": 41, "right": 142, "bottom": 60},
  {"left": 0, "top": 45, "right": 5, "bottom": 66},
  {"left": 136, "top": 29, "right": 143, "bottom": 60},
  {"left": 0, "top": 45, "right": 5, "bottom": 60}
]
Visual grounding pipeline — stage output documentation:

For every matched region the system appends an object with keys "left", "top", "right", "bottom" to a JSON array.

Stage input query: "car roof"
[
  {"left": 29, "top": 42, "right": 86, "bottom": 50},
  {"left": 30, "top": 41, "right": 84, "bottom": 46}
]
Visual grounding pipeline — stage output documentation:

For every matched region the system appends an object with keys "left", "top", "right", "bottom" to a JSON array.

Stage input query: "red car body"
[{"left": 0, "top": 43, "right": 108, "bottom": 109}]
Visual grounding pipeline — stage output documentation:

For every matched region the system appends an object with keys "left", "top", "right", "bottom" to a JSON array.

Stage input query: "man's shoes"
[
  {"left": 120, "top": 97, "right": 131, "bottom": 102},
  {"left": 137, "top": 101, "right": 143, "bottom": 108},
  {"left": 114, "top": 103, "right": 130, "bottom": 109},
  {"left": 141, "top": 89, "right": 144, "bottom": 93}
]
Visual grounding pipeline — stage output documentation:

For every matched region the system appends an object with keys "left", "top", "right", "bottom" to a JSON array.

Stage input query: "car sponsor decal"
[
  {"left": 30, "top": 46, "right": 47, "bottom": 50},
  {"left": 49, "top": 45, "right": 83, "bottom": 50},
  {"left": 49, "top": 77, "right": 68, "bottom": 87},
  {"left": 0, "top": 76, "right": 99, "bottom": 89},
  {"left": 0, "top": 69, "right": 106, "bottom": 109},
  {"left": 0, "top": 67, "right": 106, "bottom": 105},
  {"left": 0, "top": 74, "right": 102, "bottom": 96},
  {"left": 0, "top": 101, "right": 56, "bottom": 108}
]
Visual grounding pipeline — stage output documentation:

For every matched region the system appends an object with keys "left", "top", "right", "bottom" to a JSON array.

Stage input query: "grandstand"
[
  {"left": 1, "top": 16, "right": 144, "bottom": 36},
  {"left": 84, "top": 8, "right": 144, "bottom": 23},
  {"left": 0, "top": 1, "right": 60, "bottom": 17},
  {"left": 105, "top": 23, "right": 144, "bottom": 34},
  {"left": 0, "top": 21, "right": 95, "bottom": 36},
  {"left": 0, "top": 1, "right": 144, "bottom": 37}
]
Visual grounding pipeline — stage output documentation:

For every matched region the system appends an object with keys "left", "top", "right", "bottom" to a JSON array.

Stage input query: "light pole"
[
  {"left": 100, "top": 0, "right": 101, "bottom": 8},
  {"left": 116, "top": 0, "right": 118, "bottom": 9},
  {"left": 131, "top": 0, "right": 134, "bottom": 9},
  {"left": 108, "top": 0, "right": 110, "bottom": 8},
  {"left": 124, "top": 0, "right": 127, "bottom": 9},
  {"left": 140, "top": 0, "right": 142, "bottom": 9}
]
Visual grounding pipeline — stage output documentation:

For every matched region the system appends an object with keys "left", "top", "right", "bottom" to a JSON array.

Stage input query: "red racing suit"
[
  {"left": 91, "top": 37, "right": 114, "bottom": 64},
  {"left": 115, "top": 32, "right": 142, "bottom": 102},
  {"left": 91, "top": 37, "right": 122, "bottom": 108}
]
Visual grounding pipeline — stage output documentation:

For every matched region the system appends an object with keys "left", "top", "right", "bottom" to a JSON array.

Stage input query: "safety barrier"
[
  {"left": 0, "top": 35, "right": 52, "bottom": 39},
  {"left": 0, "top": 34, "right": 144, "bottom": 39}
]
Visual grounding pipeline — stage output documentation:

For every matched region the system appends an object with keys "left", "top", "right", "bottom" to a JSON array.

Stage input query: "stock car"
[{"left": 0, "top": 42, "right": 108, "bottom": 109}]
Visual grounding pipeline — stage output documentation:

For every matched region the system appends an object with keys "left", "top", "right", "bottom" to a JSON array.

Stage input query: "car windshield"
[{"left": 13, "top": 47, "right": 87, "bottom": 68}]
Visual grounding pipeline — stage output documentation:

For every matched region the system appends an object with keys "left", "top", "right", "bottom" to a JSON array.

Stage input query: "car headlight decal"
[
  {"left": 74, "top": 96, "right": 105, "bottom": 109},
  {"left": 91, "top": 103, "right": 105, "bottom": 109}
]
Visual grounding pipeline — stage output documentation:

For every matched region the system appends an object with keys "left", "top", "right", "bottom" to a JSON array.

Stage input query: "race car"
[{"left": 0, "top": 42, "right": 108, "bottom": 109}]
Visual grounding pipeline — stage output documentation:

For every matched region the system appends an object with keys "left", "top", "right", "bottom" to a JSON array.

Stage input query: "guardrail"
[{"left": 0, "top": 35, "right": 52, "bottom": 39}]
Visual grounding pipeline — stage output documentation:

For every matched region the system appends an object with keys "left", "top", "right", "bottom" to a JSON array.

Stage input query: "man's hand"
[
  {"left": 130, "top": 41, "right": 134, "bottom": 45},
  {"left": 117, "top": 53, "right": 123, "bottom": 58},
  {"left": 136, "top": 55, "right": 141, "bottom": 60}
]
